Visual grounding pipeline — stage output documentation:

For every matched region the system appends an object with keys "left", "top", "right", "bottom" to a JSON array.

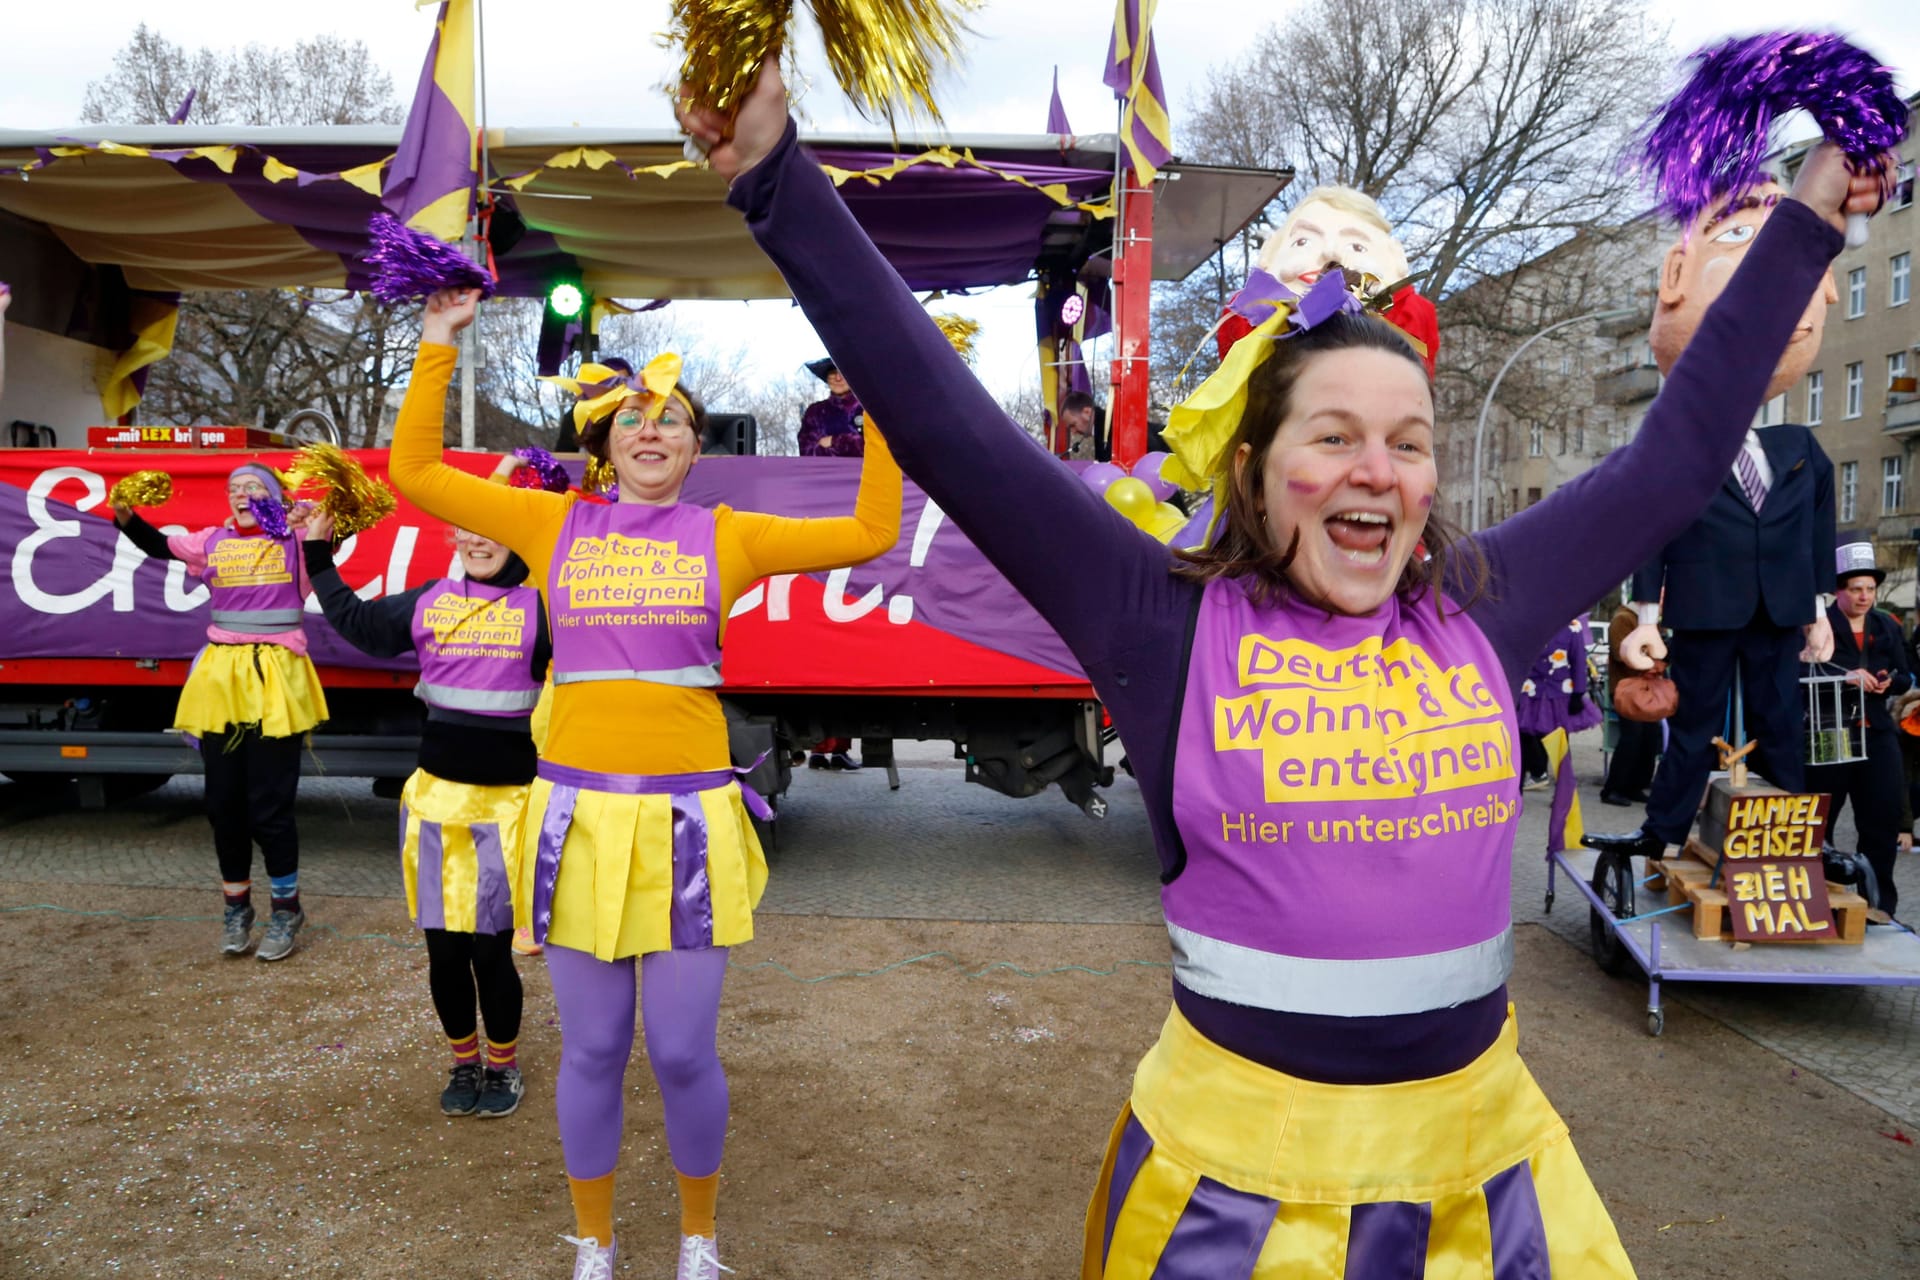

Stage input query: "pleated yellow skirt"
[
  {"left": 174, "top": 642, "right": 328, "bottom": 739},
  {"left": 398, "top": 769, "right": 529, "bottom": 935},
  {"left": 515, "top": 774, "right": 767, "bottom": 961},
  {"left": 1084, "top": 1006, "right": 1634, "bottom": 1279}
]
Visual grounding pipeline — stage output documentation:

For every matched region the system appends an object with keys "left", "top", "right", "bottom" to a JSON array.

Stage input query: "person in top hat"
[
  {"left": 799, "top": 357, "right": 866, "bottom": 458},
  {"left": 1807, "top": 542, "right": 1913, "bottom": 919}
]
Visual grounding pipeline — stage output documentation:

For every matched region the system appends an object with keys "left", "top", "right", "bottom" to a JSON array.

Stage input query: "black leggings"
[
  {"left": 423, "top": 928, "right": 522, "bottom": 1045},
  {"left": 201, "top": 727, "right": 302, "bottom": 882}
]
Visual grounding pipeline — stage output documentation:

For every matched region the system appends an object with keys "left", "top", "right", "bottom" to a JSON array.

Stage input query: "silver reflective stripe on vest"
[
  {"left": 1165, "top": 922, "right": 1513, "bottom": 1018},
  {"left": 210, "top": 608, "right": 305, "bottom": 632},
  {"left": 553, "top": 664, "right": 723, "bottom": 689},
  {"left": 414, "top": 681, "right": 543, "bottom": 714}
]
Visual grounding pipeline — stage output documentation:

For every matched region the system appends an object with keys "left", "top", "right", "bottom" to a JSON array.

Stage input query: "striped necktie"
[{"left": 1735, "top": 447, "right": 1768, "bottom": 513}]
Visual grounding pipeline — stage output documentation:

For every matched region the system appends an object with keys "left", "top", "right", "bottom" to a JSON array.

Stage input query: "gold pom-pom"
[
  {"left": 931, "top": 313, "right": 980, "bottom": 364},
  {"left": 583, "top": 456, "right": 618, "bottom": 496},
  {"left": 110, "top": 470, "right": 172, "bottom": 509},
  {"left": 669, "top": 0, "right": 795, "bottom": 120},
  {"left": 670, "top": 0, "right": 977, "bottom": 124},
  {"left": 809, "top": 0, "right": 979, "bottom": 123},
  {"left": 284, "top": 442, "right": 398, "bottom": 539}
]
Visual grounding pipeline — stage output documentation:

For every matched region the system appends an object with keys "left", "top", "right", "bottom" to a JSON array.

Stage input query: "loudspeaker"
[{"left": 703, "top": 413, "right": 758, "bottom": 456}]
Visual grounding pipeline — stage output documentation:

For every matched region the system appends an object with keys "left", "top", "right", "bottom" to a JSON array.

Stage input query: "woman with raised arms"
[
  {"left": 680, "top": 62, "right": 1884, "bottom": 1279},
  {"left": 386, "top": 298, "right": 901, "bottom": 1280}
]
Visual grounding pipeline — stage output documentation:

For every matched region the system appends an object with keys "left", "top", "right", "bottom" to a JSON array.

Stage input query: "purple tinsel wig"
[
  {"left": 365, "top": 214, "right": 497, "bottom": 307},
  {"left": 1636, "top": 33, "right": 1909, "bottom": 226}
]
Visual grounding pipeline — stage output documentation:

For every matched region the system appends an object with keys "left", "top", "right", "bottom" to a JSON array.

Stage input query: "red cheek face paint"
[
  {"left": 1419, "top": 493, "right": 1434, "bottom": 509},
  {"left": 1286, "top": 479, "right": 1323, "bottom": 496}
]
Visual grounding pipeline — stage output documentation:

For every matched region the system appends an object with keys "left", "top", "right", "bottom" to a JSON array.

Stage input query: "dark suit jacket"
[
  {"left": 1632, "top": 424, "right": 1835, "bottom": 630},
  {"left": 1826, "top": 603, "right": 1915, "bottom": 735}
]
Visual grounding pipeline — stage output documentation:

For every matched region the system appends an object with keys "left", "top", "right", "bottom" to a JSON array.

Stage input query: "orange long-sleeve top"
[{"left": 389, "top": 342, "right": 902, "bottom": 775}]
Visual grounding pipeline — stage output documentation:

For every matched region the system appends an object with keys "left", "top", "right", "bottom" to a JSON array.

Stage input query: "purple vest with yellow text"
[
  {"left": 409, "top": 579, "right": 543, "bottom": 716},
  {"left": 547, "top": 501, "right": 722, "bottom": 688},
  {"left": 1166, "top": 577, "right": 1521, "bottom": 1018},
  {"left": 201, "top": 528, "right": 304, "bottom": 638}
]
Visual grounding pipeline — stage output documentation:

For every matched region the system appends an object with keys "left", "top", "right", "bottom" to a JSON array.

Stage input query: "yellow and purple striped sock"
[
  {"left": 484, "top": 1038, "right": 517, "bottom": 1071},
  {"left": 448, "top": 1032, "right": 480, "bottom": 1067}
]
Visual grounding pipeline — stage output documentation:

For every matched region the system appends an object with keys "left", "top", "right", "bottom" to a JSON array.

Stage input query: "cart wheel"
[
  {"left": 1647, "top": 1008, "right": 1665, "bottom": 1037},
  {"left": 1588, "top": 851, "right": 1636, "bottom": 976}
]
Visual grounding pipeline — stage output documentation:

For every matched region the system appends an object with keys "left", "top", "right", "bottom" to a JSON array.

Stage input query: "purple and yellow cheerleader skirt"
[
  {"left": 514, "top": 760, "right": 769, "bottom": 961},
  {"left": 1084, "top": 1006, "right": 1634, "bottom": 1279},
  {"left": 398, "top": 769, "right": 525, "bottom": 935},
  {"left": 174, "top": 642, "right": 327, "bottom": 739}
]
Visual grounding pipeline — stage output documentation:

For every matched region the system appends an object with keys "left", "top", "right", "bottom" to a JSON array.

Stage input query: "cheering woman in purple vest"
[
  {"left": 682, "top": 64, "right": 1885, "bottom": 1278},
  {"left": 388, "top": 302, "right": 901, "bottom": 1280},
  {"left": 114, "top": 464, "right": 326, "bottom": 963},
  {"left": 302, "top": 501, "right": 550, "bottom": 1121}
]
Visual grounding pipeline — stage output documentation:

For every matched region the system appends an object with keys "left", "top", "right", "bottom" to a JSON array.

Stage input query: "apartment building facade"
[{"left": 1443, "top": 106, "right": 1920, "bottom": 606}]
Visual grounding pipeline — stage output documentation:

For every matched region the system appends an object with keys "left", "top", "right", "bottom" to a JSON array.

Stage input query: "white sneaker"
[
  {"left": 677, "top": 1233, "right": 734, "bottom": 1280},
  {"left": 563, "top": 1234, "right": 616, "bottom": 1280}
]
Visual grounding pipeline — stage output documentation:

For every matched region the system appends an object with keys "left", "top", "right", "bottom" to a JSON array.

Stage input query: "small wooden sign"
[
  {"left": 1719, "top": 792, "right": 1837, "bottom": 943},
  {"left": 1727, "top": 861, "right": 1838, "bottom": 942}
]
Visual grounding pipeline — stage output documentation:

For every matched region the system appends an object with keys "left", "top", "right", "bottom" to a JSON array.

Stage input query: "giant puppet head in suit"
[{"left": 1648, "top": 181, "right": 1839, "bottom": 395}]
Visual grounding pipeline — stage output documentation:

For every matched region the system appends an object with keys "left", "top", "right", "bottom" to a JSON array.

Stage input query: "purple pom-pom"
[
  {"left": 248, "top": 496, "right": 291, "bottom": 539},
  {"left": 1636, "top": 33, "right": 1909, "bottom": 225},
  {"left": 364, "top": 213, "right": 497, "bottom": 307},
  {"left": 512, "top": 446, "right": 572, "bottom": 493}
]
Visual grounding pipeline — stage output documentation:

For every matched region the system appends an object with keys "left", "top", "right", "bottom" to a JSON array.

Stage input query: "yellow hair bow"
[{"left": 540, "top": 353, "right": 690, "bottom": 432}]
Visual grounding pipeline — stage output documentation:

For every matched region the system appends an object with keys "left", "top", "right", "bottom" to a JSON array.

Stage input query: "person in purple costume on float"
[
  {"left": 681, "top": 60, "right": 1888, "bottom": 1277},
  {"left": 1516, "top": 615, "right": 1604, "bottom": 790},
  {"left": 798, "top": 356, "right": 867, "bottom": 457},
  {"left": 303, "top": 501, "right": 551, "bottom": 1122}
]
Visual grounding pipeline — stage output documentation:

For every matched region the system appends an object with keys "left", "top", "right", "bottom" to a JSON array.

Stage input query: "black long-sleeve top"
[
  {"left": 1826, "top": 603, "right": 1915, "bottom": 736},
  {"left": 302, "top": 539, "right": 550, "bottom": 787}
]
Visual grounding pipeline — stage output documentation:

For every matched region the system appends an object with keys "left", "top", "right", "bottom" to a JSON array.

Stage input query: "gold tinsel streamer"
[
  {"left": 583, "top": 456, "right": 618, "bottom": 496},
  {"left": 109, "top": 470, "right": 173, "bottom": 509},
  {"left": 931, "top": 313, "right": 979, "bottom": 364},
  {"left": 669, "top": 0, "right": 979, "bottom": 124},
  {"left": 283, "top": 442, "right": 397, "bottom": 539}
]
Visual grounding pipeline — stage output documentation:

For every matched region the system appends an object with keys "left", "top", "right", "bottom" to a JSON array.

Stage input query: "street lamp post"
[{"left": 1470, "top": 307, "right": 1638, "bottom": 531}]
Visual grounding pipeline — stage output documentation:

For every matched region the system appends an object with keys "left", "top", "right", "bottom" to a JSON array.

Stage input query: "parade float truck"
[{"left": 0, "top": 122, "right": 1286, "bottom": 819}]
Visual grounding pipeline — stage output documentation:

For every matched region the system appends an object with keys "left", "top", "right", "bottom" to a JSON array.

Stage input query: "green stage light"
[{"left": 548, "top": 282, "right": 586, "bottom": 319}]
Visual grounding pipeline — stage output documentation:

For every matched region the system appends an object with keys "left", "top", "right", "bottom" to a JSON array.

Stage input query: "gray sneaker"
[
  {"left": 255, "top": 908, "right": 305, "bottom": 962},
  {"left": 441, "top": 1063, "right": 483, "bottom": 1116},
  {"left": 475, "top": 1066, "right": 524, "bottom": 1118},
  {"left": 221, "top": 904, "right": 256, "bottom": 956}
]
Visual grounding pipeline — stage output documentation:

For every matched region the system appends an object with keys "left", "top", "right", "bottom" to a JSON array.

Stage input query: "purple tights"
[{"left": 546, "top": 943, "right": 731, "bottom": 1179}]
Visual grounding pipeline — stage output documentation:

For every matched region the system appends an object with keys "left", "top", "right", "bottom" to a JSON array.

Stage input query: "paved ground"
[{"left": 3, "top": 733, "right": 1918, "bottom": 1129}]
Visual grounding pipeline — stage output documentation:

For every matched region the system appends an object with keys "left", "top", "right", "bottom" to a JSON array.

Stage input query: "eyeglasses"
[
  {"left": 611, "top": 408, "right": 692, "bottom": 435},
  {"left": 227, "top": 482, "right": 270, "bottom": 498}
]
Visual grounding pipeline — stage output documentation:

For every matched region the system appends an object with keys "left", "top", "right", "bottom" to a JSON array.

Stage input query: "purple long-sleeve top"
[
  {"left": 731, "top": 118, "right": 1843, "bottom": 1081},
  {"left": 799, "top": 391, "right": 867, "bottom": 457}
]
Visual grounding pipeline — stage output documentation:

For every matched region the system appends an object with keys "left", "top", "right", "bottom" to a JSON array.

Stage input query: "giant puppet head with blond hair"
[{"left": 1216, "top": 185, "right": 1439, "bottom": 377}]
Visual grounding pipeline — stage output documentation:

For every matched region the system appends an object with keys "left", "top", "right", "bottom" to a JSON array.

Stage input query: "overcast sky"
[{"left": 6, "top": 1, "right": 1919, "bottom": 407}]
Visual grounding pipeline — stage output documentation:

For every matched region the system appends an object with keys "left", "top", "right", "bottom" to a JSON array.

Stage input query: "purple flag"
[{"left": 1047, "top": 67, "right": 1072, "bottom": 135}]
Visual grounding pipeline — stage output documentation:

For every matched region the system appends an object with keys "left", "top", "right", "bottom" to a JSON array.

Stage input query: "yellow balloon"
[
  {"left": 1145, "top": 503, "right": 1188, "bottom": 542},
  {"left": 1104, "top": 476, "right": 1157, "bottom": 526}
]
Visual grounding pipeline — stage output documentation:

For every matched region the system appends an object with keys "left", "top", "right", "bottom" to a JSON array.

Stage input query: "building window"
[
  {"left": 1757, "top": 394, "right": 1786, "bottom": 427},
  {"left": 1526, "top": 487, "right": 1542, "bottom": 507},
  {"left": 1893, "top": 351, "right": 1911, "bottom": 388},
  {"left": 1575, "top": 424, "right": 1585, "bottom": 454},
  {"left": 1528, "top": 424, "right": 1544, "bottom": 457},
  {"left": 1848, "top": 267, "right": 1867, "bottom": 318},
  {"left": 1841, "top": 460, "right": 1857, "bottom": 524},
  {"left": 1884, "top": 456, "right": 1904, "bottom": 515},
  {"left": 1895, "top": 253, "right": 1912, "bottom": 307},
  {"left": 1896, "top": 160, "right": 1916, "bottom": 209},
  {"left": 1557, "top": 426, "right": 1567, "bottom": 456},
  {"left": 1846, "top": 362, "right": 1864, "bottom": 418},
  {"left": 1807, "top": 370, "right": 1824, "bottom": 424}
]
